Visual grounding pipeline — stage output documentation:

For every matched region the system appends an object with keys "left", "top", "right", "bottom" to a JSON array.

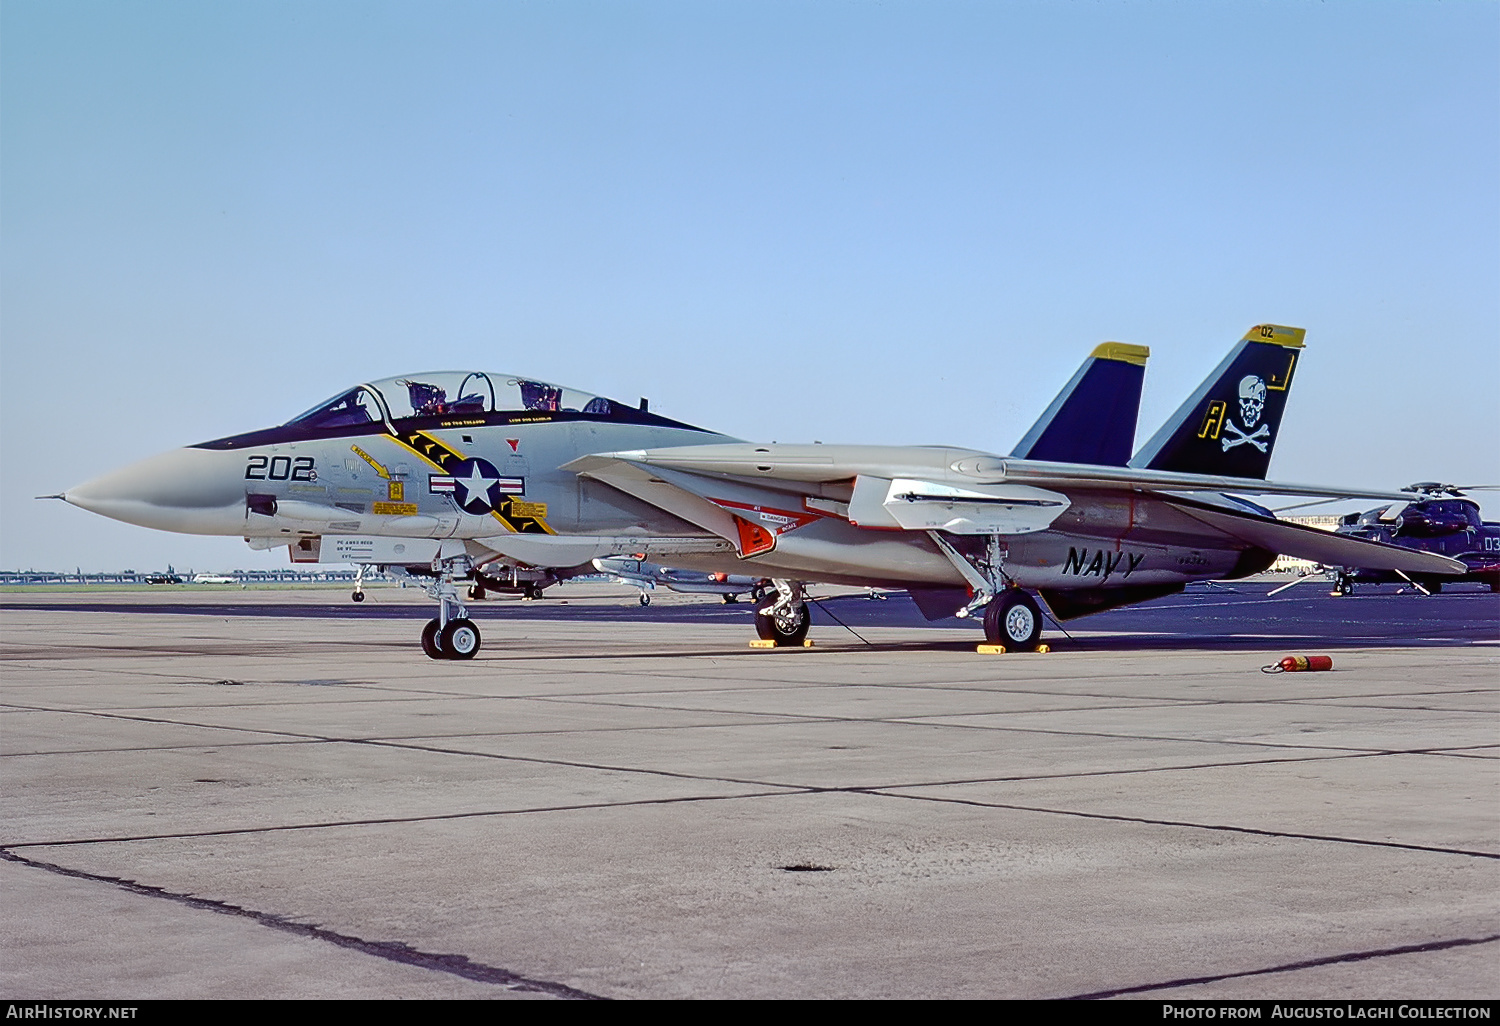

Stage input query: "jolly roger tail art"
[{"left": 1129, "top": 324, "right": 1302, "bottom": 479}]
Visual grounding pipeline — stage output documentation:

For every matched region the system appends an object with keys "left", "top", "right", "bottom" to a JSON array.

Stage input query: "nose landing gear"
[
  {"left": 440, "top": 618, "right": 482, "bottom": 658},
  {"left": 421, "top": 554, "right": 482, "bottom": 660}
]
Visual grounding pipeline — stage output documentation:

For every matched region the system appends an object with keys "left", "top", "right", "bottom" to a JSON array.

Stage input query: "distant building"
[{"left": 1271, "top": 515, "right": 1343, "bottom": 572}]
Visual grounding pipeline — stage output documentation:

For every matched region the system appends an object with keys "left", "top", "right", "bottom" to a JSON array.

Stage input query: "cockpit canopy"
[{"left": 287, "top": 372, "right": 616, "bottom": 429}]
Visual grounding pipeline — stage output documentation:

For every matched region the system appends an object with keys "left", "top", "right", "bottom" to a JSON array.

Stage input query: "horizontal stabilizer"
[
  {"left": 1011, "top": 343, "right": 1149, "bottom": 466},
  {"left": 1166, "top": 500, "right": 1466, "bottom": 575}
]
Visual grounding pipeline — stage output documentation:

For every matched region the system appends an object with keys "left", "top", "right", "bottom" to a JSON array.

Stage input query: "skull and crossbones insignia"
[
  {"left": 1237, "top": 375, "right": 1267, "bottom": 427},
  {"left": 1222, "top": 374, "right": 1271, "bottom": 452}
]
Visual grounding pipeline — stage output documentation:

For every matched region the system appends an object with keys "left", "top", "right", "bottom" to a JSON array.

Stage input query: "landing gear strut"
[
  {"left": 755, "top": 580, "right": 810, "bottom": 646},
  {"left": 351, "top": 563, "right": 367, "bottom": 602},
  {"left": 928, "top": 530, "right": 1046, "bottom": 651},
  {"left": 421, "top": 553, "right": 481, "bottom": 660}
]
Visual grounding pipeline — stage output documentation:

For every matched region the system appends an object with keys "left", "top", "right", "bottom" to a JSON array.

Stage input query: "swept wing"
[{"left": 565, "top": 443, "right": 1465, "bottom": 576}]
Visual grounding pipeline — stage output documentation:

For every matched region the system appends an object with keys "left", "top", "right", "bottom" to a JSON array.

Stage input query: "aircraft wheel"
[
  {"left": 440, "top": 618, "right": 481, "bottom": 660},
  {"left": 722, "top": 593, "right": 738, "bottom": 604},
  {"left": 750, "top": 585, "right": 766, "bottom": 602},
  {"left": 638, "top": 592, "right": 651, "bottom": 606},
  {"left": 984, "top": 590, "right": 1042, "bottom": 651},
  {"left": 421, "top": 618, "right": 446, "bottom": 660},
  {"left": 467, "top": 584, "right": 486, "bottom": 601},
  {"left": 755, "top": 595, "right": 810, "bottom": 646},
  {"left": 352, "top": 590, "right": 365, "bottom": 603},
  {"left": 1424, "top": 580, "right": 1442, "bottom": 595}
]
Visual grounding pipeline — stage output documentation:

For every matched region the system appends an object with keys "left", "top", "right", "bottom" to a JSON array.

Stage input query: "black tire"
[
  {"left": 722, "top": 593, "right": 738, "bottom": 604},
  {"left": 754, "top": 595, "right": 810, "bottom": 646},
  {"left": 352, "top": 590, "right": 365, "bottom": 603},
  {"left": 421, "top": 618, "right": 445, "bottom": 659},
  {"left": 750, "top": 585, "right": 766, "bottom": 602},
  {"left": 639, "top": 592, "right": 651, "bottom": 606},
  {"left": 467, "top": 584, "right": 486, "bottom": 601},
  {"left": 983, "top": 590, "right": 1042, "bottom": 650},
  {"left": 440, "top": 618, "right": 481, "bottom": 659},
  {"left": 1423, "top": 580, "right": 1442, "bottom": 595}
]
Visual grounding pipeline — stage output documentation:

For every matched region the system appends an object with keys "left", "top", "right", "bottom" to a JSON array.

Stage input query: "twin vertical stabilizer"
[
  {"left": 1011, "top": 342, "right": 1149, "bottom": 466},
  {"left": 1015, "top": 324, "right": 1305, "bottom": 481}
]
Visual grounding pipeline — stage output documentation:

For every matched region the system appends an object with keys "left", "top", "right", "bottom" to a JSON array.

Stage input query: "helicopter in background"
[{"left": 1325, "top": 484, "right": 1500, "bottom": 595}]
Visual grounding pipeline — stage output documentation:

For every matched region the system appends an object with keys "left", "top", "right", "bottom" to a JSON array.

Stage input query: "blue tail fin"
[
  {"left": 1128, "top": 324, "right": 1304, "bottom": 479},
  {"left": 1010, "top": 342, "right": 1149, "bottom": 466}
]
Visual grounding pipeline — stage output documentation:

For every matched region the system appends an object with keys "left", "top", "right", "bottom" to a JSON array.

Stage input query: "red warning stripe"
[{"left": 708, "top": 498, "right": 826, "bottom": 557}]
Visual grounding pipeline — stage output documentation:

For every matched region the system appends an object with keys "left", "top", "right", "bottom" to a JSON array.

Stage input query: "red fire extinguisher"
[{"left": 1262, "top": 655, "right": 1334, "bottom": 674}]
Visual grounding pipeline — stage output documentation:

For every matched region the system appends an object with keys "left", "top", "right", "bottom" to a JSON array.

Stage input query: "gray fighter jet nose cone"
[{"left": 64, "top": 448, "right": 247, "bottom": 534}]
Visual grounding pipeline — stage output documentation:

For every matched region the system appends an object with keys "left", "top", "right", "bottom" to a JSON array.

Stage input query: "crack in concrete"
[
  {"left": 0, "top": 849, "right": 604, "bottom": 999},
  {"left": 870, "top": 790, "right": 1500, "bottom": 860},
  {"left": 1, "top": 789, "right": 800, "bottom": 849},
  {"left": 1063, "top": 932, "right": 1500, "bottom": 999}
]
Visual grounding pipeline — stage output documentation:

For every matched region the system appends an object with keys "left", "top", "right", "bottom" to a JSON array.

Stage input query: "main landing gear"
[
  {"left": 755, "top": 580, "right": 810, "bottom": 646},
  {"left": 420, "top": 553, "right": 482, "bottom": 660},
  {"left": 928, "top": 531, "right": 1045, "bottom": 651}
]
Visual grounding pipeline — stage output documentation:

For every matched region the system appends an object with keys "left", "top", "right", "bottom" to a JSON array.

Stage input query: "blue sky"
[{"left": 2, "top": 0, "right": 1496, "bottom": 571}]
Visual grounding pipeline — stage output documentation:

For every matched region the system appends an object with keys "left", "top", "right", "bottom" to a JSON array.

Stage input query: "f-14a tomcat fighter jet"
[{"left": 58, "top": 325, "right": 1463, "bottom": 658}]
